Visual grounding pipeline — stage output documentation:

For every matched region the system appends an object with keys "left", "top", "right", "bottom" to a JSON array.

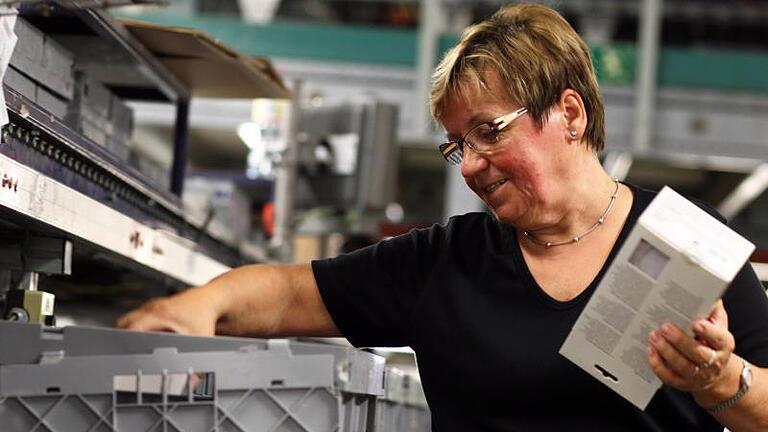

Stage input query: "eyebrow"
[{"left": 444, "top": 112, "right": 497, "bottom": 141}]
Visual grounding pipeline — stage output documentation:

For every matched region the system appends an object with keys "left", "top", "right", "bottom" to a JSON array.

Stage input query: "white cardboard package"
[{"left": 559, "top": 186, "right": 755, "bottom": 409}]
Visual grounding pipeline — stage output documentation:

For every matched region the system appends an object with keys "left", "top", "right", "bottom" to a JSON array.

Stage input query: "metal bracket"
[
  {"left": 0, "top": 236, "right": 71, "bottom": 323},
  {"left": 0, "top": 236, "right": 72, "bottom": 276}
]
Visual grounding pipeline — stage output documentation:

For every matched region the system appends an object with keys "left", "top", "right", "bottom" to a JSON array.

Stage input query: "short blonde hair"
[{"left": 430, "top": 3, "right": 606, "bottom": 153}]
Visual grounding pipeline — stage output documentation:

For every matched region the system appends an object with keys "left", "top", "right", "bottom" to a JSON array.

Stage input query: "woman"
[{"left": 119, "top": 4, "right": 768, "bottom": 431}]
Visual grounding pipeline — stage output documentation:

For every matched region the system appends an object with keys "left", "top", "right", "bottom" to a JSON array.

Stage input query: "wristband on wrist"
[{"left": 704, "top": 359, "right": 753, "bottom": 413}]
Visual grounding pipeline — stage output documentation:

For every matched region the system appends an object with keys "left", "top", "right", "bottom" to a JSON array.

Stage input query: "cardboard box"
[
  {"left": 560, "top": 186, "right": 755, "bottom": 410},
  {"left": 121, "top": 19, "right": 290, "bottom": 99}
]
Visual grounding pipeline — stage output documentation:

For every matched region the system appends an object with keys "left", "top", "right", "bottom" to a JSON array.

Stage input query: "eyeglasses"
[{"left": 439, "top": 107, "right": 528, "bottom": 165}]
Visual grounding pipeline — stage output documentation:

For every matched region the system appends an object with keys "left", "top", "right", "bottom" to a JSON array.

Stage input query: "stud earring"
[{"left": 569, "top": 130, "right": 577, "bottom": 138}]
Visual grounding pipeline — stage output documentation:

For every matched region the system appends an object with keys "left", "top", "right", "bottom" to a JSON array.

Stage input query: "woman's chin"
[{"left": 487, "top": 207, "right": 520, "bottom": 226}]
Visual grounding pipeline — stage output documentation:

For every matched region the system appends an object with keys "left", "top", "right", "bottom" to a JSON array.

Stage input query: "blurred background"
[{"left": 114, "top": 0, "right": 768, "bottom": 255}]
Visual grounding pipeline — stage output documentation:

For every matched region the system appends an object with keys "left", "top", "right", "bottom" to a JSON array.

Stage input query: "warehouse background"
[
  {"left": 2, "top": 0, "right": 766, "bottom": 334},
  {"left": 116, "top": 0, "right": 768, "bottom": 256}
]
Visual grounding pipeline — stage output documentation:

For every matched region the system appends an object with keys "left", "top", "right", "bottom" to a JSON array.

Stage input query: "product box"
[
  {"left": 35, "top": 85, "right": 68, "bottom": 120},
  {"left": 66, "top": 71, "right": 134, "bottom": 157},
  {"left": 10, "top": 18, "right": 74, "bottom": 100},
  {"left": 110, "top": 94, "right": 134, "bottom": 139},
  {"left": 106, "top": 135, "right": 131, "bottom": 162},
  {"left": 8, "top": 18, "right": 43, "bottom": 75},
  {"left": 68, "top": 70, "right": 111, "bottom": 126},
  {"left": 40, "top": 33, "right": 74, "bottom": 99},
  {"left": 2, "top": 66, "right": 67, "bottom": 120},
  {"left": 2, "top": 66, "right": 35, "bottom": 101},
  {"left": 79, "top": 117, "right": 108, "bottom": 147},
  {"left": 559, "top": 186, "right": 755, "bottom": 410}
]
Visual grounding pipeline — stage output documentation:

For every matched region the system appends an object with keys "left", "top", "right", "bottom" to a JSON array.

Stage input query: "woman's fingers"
[
  {"left": 647, "top": 308, "right": 735, "bottom": 392},
  {"left": 115, "top": 292, "right": 217, "bottom": 335}
]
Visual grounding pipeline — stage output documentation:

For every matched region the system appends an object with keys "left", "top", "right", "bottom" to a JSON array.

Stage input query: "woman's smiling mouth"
[{"left": 484, "top": 178, "right": 508, "bottom": 194}]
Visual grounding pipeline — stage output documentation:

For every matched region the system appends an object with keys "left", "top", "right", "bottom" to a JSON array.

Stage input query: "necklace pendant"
[
  {"left": 573, "top": 236, "right": 579, "bottom": 242},
  {"left": 545, "top": 241, "right": 552, "bottom": 248}
]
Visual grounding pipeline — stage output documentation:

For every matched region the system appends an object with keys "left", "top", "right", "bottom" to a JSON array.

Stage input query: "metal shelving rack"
[{"left": 0, "top": 1, "right": 246, "bottom": 294}]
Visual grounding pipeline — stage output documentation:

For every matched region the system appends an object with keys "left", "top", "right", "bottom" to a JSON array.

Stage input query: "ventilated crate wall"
[
  {"left": 374, "top": 367, "right": 431, "bottom": 432},
  {"left": 0, "top": 323, "right": 385, "bottom": 432}
]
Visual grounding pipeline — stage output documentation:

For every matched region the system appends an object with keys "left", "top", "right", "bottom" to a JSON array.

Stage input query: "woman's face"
[{"left": 440, "top": 82, "right": 569, "bottom": 227}]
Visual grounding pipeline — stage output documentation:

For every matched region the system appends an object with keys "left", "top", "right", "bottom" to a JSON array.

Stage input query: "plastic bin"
[
  {"left": 374, "top": 367, "right": 431, "bottom": 432},
  {"left": 0, "top": 322, "right": 385, "bottom": 431}
]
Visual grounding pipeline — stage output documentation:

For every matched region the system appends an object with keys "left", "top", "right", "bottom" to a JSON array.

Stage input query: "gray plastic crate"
[
  {"left": 0, "top": 322, "right": 385, "bottom": 432},
  {"left": 374, "top": 367, "right": 431, "bottom": 432}
]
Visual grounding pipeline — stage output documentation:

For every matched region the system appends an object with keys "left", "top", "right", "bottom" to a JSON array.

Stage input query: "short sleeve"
[
  {"left": 723, "top": 263, "right": 768, "bottom": 367},
  {"left": 311, "top": 224, "right": 446, "bottom": 348}
]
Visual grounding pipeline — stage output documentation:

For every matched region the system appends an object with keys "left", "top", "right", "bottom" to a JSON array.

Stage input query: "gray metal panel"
[
  {"left": 604, "top": 87, "right": 768, "bottom": 161},
  {"left": 356, "top": 101, "right": 399, "bottom": 209}
]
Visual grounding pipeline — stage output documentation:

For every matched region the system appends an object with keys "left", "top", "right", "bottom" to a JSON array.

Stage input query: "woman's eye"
[{"left": 478, "top": 127, "right": 499, "bottom": 143}]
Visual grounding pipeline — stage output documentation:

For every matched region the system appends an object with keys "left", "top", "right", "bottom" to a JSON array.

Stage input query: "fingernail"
[
  {"left": 649, "top": 331, "right": 659, "bottom": 342},
  {"left": 693, "top": 321, "right": 706, "bottom": 333},
  {"left": 662, "top": 323, "right": 673, "bottom": 335}
]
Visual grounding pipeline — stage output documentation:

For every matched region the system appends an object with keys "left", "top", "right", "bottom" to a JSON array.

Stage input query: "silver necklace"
[{"left": 522, "top": 178, "right": 620, "bottom": 248}]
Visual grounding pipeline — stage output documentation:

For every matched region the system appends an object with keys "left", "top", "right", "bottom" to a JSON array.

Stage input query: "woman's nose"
[{"left": 460, "top": 147, "right": 488, "bottom": 176}]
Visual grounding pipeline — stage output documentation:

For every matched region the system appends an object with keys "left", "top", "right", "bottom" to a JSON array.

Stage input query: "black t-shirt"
[{"left": 312, "top": 184, "right": 768, "bottom": 431}]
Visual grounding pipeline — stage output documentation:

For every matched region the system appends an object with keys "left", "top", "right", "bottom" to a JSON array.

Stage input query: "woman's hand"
[
  {"left": 116, "top": 286, "right": 222, "bottom": 336},
  {"left": 646, "top": 300, "right": 737, "bottom": 394}
]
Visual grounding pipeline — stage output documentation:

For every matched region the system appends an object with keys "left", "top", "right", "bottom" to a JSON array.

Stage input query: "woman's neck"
[{"left": 519, "top": 159, "right": 629, "bottom": 250}]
